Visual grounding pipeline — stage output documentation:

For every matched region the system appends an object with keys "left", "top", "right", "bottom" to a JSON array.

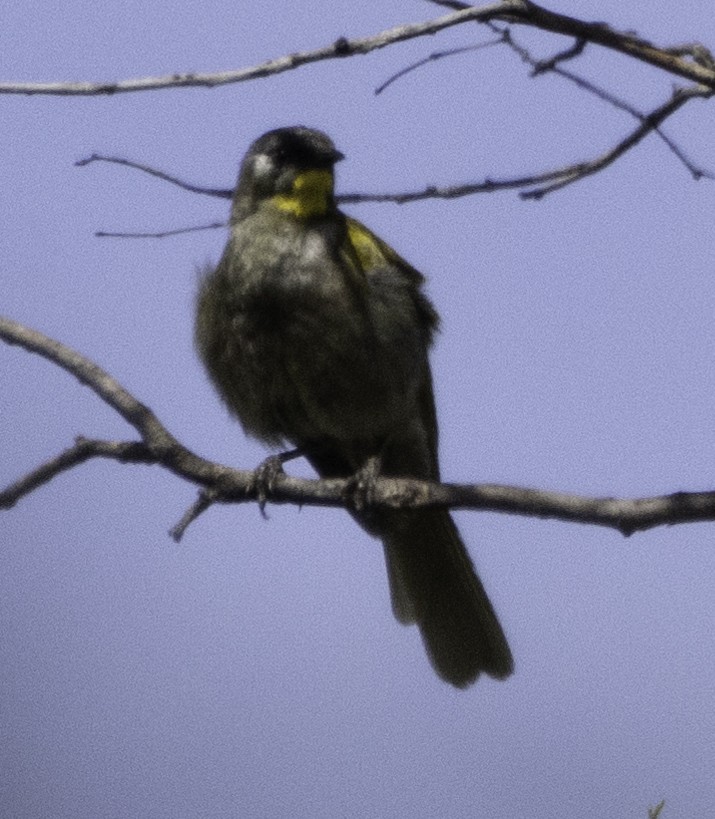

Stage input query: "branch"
[
  {"left": 520, "top": 84, "right": 712, "bottom": 199},
  {"left": 374, "top": 38, "right": 504, "bottom": 95},
  {"left": 648, "top": 800, "right": 666, "bottom": 819},
  {"left": 349, "top": 84, "right": 712, "bottom": 201},
  {"left": 74, "top": 154, "right": 231, "bottom": 238},
  {"left": 0, "top": 315, "right": 220, "bottom": 488},
  {"left": 0, "top": 438, "right": 156, "bottom": 507},
  {"left": 4, "top": 314, "right": 715, "bottom": 541},
  {"left": 75, "top": 154, "right": 233, "bottom": 199},
  {"left": 78, "top": 149, "right": 583, "bottom": 209},
  {"left": 95, "top": 222, "right": 227, "bottom": 240},
  {"left": 1, "top": 1, "right": 714, "bottom": 96},
  {"left": 490, "top": 23, "right": 713, "bottom": 181},
  {"left": 428, "top": 0, "right": 715, "bottom": 86},
  {"left": 0, "top": 3, "right": 518, "bottom": 96}
]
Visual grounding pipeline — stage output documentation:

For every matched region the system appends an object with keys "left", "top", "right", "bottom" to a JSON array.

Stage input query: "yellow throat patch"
[{"left": 272, "top": 169, "right": 334, "bottom": 219}]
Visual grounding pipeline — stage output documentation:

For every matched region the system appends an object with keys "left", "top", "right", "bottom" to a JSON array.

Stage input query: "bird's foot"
[
  {"left": 344, "top": 455, "right": 382, "bottom": 513},
  {"left": 253, "top": 448, "right": 302, "bottom": 517}
]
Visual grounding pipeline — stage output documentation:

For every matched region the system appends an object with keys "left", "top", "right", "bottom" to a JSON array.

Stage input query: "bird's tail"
[{"left": 381, "top": 508, "right": 513, "bottom": 687}]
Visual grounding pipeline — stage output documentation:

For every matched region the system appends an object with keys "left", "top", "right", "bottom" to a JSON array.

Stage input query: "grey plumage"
[{"left": 195, "top": 126, "right": 513, "bottom": 687}]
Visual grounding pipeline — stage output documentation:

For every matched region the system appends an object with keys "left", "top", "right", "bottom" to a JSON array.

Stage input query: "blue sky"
[{"left": 2, "top": 2, "right": 714, "bottom": 817}]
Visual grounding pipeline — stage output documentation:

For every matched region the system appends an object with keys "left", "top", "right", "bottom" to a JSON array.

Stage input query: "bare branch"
[
  {"left": 491, "top": 24, "right": 714, "bottom": 182},
  {"left": 4, "top": 314, "right": 715, "bottom": 538},
  {"left": 520, "top": 84, "right": 712, "bottom": 199},
  {"left": 0, "top": 316, "right": 176, "bottom": 448},
  {"left": 528, "top": 36, "right": 587, "bottom": 75},
  {"left": 0, "top": 437, "right": 154, "bottom": 509},
  {"left": 96, "top": 222, "right": 227, "bottom": 239},
  {"left": 80, "top": 150, "right": 572, "bottom": 208},
  {"left": 78, "top": 156, "right": 582, "bottom": 234},
  {"left": 75, "top": 154, "right": 233, "bottom": 199},
  {"left": 343, "top": 81, "right": 710, "bottom": 203},
  {"left": 427, "top": 0, "right": 715, "bottom": 87},
  {"left": 648, "top": 800, "right": 666, "bottom": 819},
  {"left": 169, "top": 489, "right": 220, "bottom": 542},
  {"left": 0, "top": 3, "right": 515, "bottom": 96},
  {"left": 0, "top": 315, "right": 222, "bottom": 489},
  {"left": 338, "top": 169, "right": 580, "bottom": 205},
  {"left": 1, "top": 1, "right": 714, "bottom": 97},
  {"left": 374, "top": 38, "right": 504, "bottom": 95},
  {"left": 75, "top": 154, "right": 231, "bottom": 238}
]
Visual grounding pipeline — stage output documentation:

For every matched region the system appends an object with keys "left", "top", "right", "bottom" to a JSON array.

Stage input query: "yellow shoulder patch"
[
  {"left": 346, "top": 219, "right": 386, "bottom": 271},
  {"left": 346, "top": 218, "right": 424, "bottom": 284}
]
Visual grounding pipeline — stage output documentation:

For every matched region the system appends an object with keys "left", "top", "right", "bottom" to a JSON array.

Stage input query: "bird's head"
[{"left": 234, "top": 126, "right": 345, "bottom": 220}]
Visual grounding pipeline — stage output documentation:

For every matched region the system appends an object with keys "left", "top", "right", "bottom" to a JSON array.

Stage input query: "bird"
[{"left": 195, "top": 125, "right": 513, "bottom": 687}]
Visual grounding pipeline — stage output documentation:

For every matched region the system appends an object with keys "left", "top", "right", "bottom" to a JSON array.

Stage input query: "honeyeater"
[{"left": 195, "top": 126, "right": 513, "bottom": 687}]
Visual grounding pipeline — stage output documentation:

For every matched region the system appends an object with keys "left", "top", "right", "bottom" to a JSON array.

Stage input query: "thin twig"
[
  {"left": 96, "top": 222, "right": 227, "bottom": 239},
  {"left": 426, "top": 0, "right": 715, "bottom": 87},
  {"left": 529, "top": 37, "right": 587, "bottom": 74},
  {"left": 79, "top": 155, "right": 580, "bottom": 222},
  {"left": 82, "top": 150, "right": 572, "bottom": 207},
  {"left": 169, "top": 489, "right": 220, "bottom": 542},
  {"left": 338, "top": 168, "right": 578, "bottom": 205},
  {"left": 547, "top": 66, "right": 713, "bottom": 181},
  {"left": 375, "top": 39, "right": 504, "bottom": 94},
  {"left": 0, "top": 438, "right": 154, "bottom": 509},
  {"left": 77, "top": 154, "right": 231, "bottom": 237},
  {"left": 648, "top": 800, "right": 666, "bottom": 819},
  {"left": 521, "top": 84, "right": 712, "bottom": 198},
  {"left": 492, "top": 23, "right": 715, "bottom": 181},
  {"left": 76, "top": 154, "right": 233, "bottom": 198}
]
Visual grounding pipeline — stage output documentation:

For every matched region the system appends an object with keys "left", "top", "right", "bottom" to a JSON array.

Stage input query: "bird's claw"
[
  {"left": 253, "top": 454, "right": 287, "bottom": 517},
  {"left": 252, "top": 448, "right": 303, "bottom": 517},
  {"left": 344, "top": 456, "right": 381, "bottom": 512}
]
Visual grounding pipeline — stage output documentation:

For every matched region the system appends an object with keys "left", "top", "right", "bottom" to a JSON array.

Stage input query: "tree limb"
[
  {"left": 490, "top": 23, "right": 713, "bottom": 182},
  {"left": 4, "top": 314, "right": 715, "bottom": 540},
  {"left": 1, "top": 1, "right": 714, "bottom": 96},
  {"left": 428, "top": 0, "right": 715, "bottom": 86},
  {"left": 0, "top": 3, "right": 527, "bottom": 96}
]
